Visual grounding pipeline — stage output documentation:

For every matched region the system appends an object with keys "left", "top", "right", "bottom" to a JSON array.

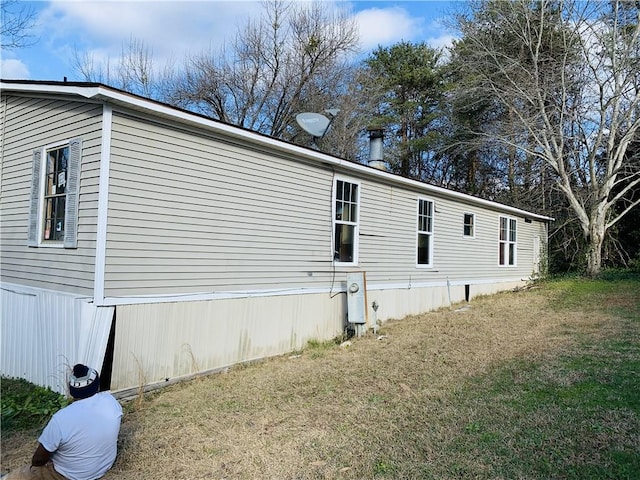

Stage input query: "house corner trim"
[{"left": 94, "top": 104, "right": 112, "bottom": 306}]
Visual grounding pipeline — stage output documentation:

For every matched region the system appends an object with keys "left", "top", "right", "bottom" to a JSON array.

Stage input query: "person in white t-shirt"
[{"left": 5, "top": 364, "right": 123, "bottom": 480}]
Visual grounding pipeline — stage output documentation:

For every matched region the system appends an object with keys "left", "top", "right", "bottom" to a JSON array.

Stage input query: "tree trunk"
[
  {"left": 585, "top": 221, "right": 605, "bottom": 278},
  {"left": 468, "top": 152, "right": 478, "bottom": 195},
  {"left": 450, "top": 1, "right": 640, "bottom": 277}
]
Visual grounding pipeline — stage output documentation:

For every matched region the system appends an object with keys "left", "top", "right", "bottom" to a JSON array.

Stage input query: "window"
[
  {"left": 28, "top": 138, "right": 82, "bottom": 248},
  {"left": 43, "top": 146, "right": 69, "bottom": 241},
  {"left": 333, "top": 179, "right": 359, "bottom": 264},
  {"left": 463, "top": 213, "right": 475, "bottom": 237},
  {"left": 417, "top": 198, "right": 434, "bottom": 266},
  {"left": 499, "top": 216, "right": 517, "bottom": 265}
]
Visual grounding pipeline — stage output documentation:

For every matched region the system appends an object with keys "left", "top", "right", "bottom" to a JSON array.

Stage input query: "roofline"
[{"left": 1, "top": 79, "right": 554, "bottom": 222}]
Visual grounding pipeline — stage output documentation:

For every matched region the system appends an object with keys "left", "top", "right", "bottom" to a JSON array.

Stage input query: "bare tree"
[
  {"left": 298, "top": 65, "right": 386, "bottom": 162},
  {"left": 175, "top": 0, "right": 360, "bottom": 140},
  {"left": 72, "top": 47, "right": 112, "bottom": 84},
  {"left": 451, "top": 0, "right": 640, "bottom": 277},
  {"left": 70, "top": 2, "right": 375, "bottom": 158},
  {"left": 1, "top": 0, "right": 37, "bottom": 49},
  {"left": 72, "top": 37, "right": 179, "bottom": 102}
]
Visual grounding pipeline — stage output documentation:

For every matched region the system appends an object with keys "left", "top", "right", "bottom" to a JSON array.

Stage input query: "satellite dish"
[{"left": 296, "top": 112, "right": 331, "bottom": 138}]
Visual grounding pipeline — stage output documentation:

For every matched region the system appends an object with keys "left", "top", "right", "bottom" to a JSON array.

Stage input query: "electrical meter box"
[{"left": 346, "top": 272, "right": 367, "bottom": 325}]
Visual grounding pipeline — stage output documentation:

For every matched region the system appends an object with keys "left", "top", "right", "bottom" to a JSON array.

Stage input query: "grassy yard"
[{"left": 2, "top": 277, "right": 638, "bottom": 479}]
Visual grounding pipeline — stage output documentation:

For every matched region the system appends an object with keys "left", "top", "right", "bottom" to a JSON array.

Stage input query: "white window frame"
[
  {"left": 463, "top": 212, "right": 475, "bottom": 238},
  {"left": 28, "top": 138, "right": 82, "bottom": 249},
  {"left": 332, "top": 177, "right": 360, "bottom": 265},
  {"left": 499, "top": 216, "right": 517, "bottom": 266},
  {"left": 416, "top": 197, "right": 434, "bottom": 268}
]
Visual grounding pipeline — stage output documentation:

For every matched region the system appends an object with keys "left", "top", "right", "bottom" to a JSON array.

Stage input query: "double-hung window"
[
  {"left": 417, "top": 198, "right": 434, "bottom": 267},
  {"left": 499, "top": 216, "right": 517, "bottom": 265},
  {"left": 28, "top": 138, "right": 82, "bottom": 248},
  {"left": 463, "top": 213, "right": 475, "bottom": 238},
  {"left": 333, "top": 179, "right": 359, "bottom": 264}
]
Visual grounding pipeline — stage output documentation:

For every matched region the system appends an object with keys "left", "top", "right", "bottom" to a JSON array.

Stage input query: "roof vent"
[{"left": 368, "top": 127, "right": 386, "bottom": 170}]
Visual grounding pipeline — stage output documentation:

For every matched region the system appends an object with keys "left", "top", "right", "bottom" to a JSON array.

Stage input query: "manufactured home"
[{"left": 0, "top": 80, "right": 551, "bottom": 395}]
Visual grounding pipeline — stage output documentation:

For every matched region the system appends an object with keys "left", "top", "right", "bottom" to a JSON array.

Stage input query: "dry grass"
[{"left": 2, "top": 282, "right": 638, "bottom": 479}]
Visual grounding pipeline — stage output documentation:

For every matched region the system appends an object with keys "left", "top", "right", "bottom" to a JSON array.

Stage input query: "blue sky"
[{"left": 1, "top": 1, "right": 459, "bottom": 81}]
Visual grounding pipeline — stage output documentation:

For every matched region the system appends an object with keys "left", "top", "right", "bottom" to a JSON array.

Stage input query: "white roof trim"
[{"left": 1, "top": 80, "right": 554, "bottom": 222}]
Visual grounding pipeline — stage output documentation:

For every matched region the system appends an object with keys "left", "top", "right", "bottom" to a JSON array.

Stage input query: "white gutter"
[{"left": 1, "top": 81, "right": 554, "bottom": 222}]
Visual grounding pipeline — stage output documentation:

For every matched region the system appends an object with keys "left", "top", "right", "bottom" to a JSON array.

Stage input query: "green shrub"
[{"left": 1, "top": 377, "right": 68, "bottom": 434}]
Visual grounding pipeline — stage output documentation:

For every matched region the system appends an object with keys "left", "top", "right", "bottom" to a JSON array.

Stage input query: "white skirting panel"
[
  {"left": 110, "top": 293, "right": 347, "bottom": 392},
  {"left": 466, "top": 280, "right": 525, "bottom": 298},
  {"left": 367, "top": 285, "right": 452, "bottom": 322},
  {"left": 365, "top": 280, "right": 525, "bottom": 323},
  {"left": 109, "top": 279, "right": 526, "bottom": 393},
  {"left": 0, "top": 283, "right": 114, "bottom": 394}
]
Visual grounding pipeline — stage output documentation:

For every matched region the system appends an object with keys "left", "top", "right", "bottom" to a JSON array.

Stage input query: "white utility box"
[{"left": 346, "top": 272, "right": 367, "bottom": 325}]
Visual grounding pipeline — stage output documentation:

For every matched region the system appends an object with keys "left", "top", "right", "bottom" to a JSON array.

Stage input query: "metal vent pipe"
[{"left": 367, "top": 128, "right": 386, "bottom": 170}]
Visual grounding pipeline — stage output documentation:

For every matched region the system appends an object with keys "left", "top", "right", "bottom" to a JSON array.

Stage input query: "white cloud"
[
  {"left": 355, "top": 7, "right": 424, "bottom": 50},
  {"left": 353, "top": 5, "right": 458, "bottom": 54},
  {"left": 18, "top": 1, "right": 459, "bottom": 81},
  {"left": 35, "top": 1, "right": 259, "bottom": 70},
  {"left": 1, "top": 59, "right": 30, "bottom": 79},
  {"left": 427, "top": 33, "right": 456, "bottom": 50}
]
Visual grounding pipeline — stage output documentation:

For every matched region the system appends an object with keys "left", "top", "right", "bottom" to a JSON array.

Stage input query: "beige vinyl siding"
[
  {"left": 104, "top": 110, "right": 547, "bottom": 298},
  {"left": 0, "top": 94, "right": 102, "bottom": 294},
  {"left": 357, "top": 182, "right": 417, "bottom": 278},
  {"left": 355, "top": 179, "right": 545, "bottom": 285},
  {"left": 104, "top": 112, "right": 336, "bottom": 296},
  {"left": 432, "top": 198, "right": 542, "bottom": 280}
]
